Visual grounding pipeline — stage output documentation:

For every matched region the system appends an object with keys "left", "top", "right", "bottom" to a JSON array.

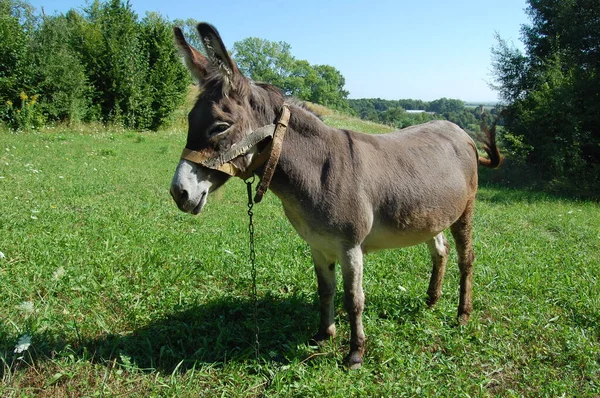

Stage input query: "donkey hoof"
[
  {"left": 345, "top": 352, "right": 363, "bottom": 370},
  {"left": 458, "top": 312, "right": 471, "bottom": 325},
  {"left": 309, "top": 332, "right": 333, "bottom": 347},
  {"left": 426, "top": 295, "right": 440, "bottom": 308}
]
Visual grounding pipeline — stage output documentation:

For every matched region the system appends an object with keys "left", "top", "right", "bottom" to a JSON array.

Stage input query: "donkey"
[{"left": 170, "top": 23, "right": 501, "bottom": 369}]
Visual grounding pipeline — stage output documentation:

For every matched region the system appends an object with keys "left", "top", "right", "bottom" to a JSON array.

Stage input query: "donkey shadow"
[
  {"left": 2, "top": 292, "right": 429, "bottom": 375},
  {"left": 84, "top": 293, "right": 319, "bottom": 373},
  {"left": 86, "top": 294, "right": 433, "bottom": 373}
]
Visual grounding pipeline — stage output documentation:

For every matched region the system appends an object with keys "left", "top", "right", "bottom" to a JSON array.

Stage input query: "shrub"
[
  {"left": 1, "top": 0, "right": 189, "bottom": 130},
  {"left": 140, "top": 12, "right": 189, "bottom": 130},
  {"left": 0, "top": 0, "right": 36, "bottom": 128},
  {"left": 29, "top": 13, "right": 92, "bottom": 123}
]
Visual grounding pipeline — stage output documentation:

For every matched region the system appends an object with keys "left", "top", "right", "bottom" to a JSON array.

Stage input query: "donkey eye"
[{"left": 207, "top": 122, "right": 230, "bottom": 136}]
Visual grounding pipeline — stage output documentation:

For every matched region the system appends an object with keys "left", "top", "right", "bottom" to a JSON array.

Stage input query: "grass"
[
  {"left": 306, "top": 102, "right": 395, "bottom": 134},
  {"left": 0, "top": 113, "right": 599, "bottom": 396}
]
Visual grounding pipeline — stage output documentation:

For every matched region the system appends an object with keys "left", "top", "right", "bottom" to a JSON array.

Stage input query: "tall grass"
[{"left": 0, "top": 113, "right": 598, "bottom": 396}]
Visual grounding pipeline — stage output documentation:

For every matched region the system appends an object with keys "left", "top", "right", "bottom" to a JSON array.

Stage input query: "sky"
[{"left": 29, "top": 0, "right": 530, "bottom": 102}]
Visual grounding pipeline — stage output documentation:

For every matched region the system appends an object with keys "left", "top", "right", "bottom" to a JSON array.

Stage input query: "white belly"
[{"left": 362, "top": 226, "right": 438, "bottom": 253}]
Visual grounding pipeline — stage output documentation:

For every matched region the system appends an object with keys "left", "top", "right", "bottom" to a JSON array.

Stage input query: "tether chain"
[{"left": 246, "top": 178, "right": 260, "bottom": 360}]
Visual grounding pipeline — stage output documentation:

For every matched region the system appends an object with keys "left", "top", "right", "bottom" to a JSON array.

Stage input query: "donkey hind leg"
[
  {"left": 340, "top": 246, "right": 365, "bottom": 369},
  {"left": 450, "top": 199, "right": 476, "bottom": 324},
  {"left": 426, "top": 232, "right": 450, "bottom": 307},
  {"left": 311, "top": 248, "right": 337, "bottom": 344}
]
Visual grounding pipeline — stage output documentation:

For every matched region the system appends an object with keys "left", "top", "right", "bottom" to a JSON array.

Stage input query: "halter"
[{"left": 180, "top": 104, "right": 290, "bottom": 203}]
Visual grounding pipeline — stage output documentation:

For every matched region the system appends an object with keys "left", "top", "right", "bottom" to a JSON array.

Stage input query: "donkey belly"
[
  {"left": 284, "top": 203, "right": 442, "bottom": 256},
  {"left": 362, "top": 226, "right": 438, "bottom": 253}
]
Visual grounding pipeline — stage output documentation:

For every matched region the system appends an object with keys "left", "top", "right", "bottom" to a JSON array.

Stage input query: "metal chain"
[{"left": 245, "top": 177, "right": 260, "bottom": 360}]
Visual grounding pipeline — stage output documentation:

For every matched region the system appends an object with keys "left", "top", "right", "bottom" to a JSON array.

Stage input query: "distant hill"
[{"left": 346, "top": 98, "right": 501, "bottom": 131}]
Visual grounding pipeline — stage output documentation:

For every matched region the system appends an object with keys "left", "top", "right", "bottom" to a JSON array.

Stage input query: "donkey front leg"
[
  {"left": 340, "top": 246, "right": 365, "bottom": 369},
  {"left": 311, "top": 248, "right": 337, "bottom": 343}
]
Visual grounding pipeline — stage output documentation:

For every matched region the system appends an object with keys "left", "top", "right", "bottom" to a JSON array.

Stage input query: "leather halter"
[{"left": 180, "top": 104, "right": 290, "bottom": 203}]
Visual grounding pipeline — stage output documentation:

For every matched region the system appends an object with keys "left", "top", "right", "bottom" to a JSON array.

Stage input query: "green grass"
[
  {"left": 1, "top": 118, "right": 599, "bottom": 396},
  {"left": 306, "top": 102, "right": 395, "bottom": 134}
]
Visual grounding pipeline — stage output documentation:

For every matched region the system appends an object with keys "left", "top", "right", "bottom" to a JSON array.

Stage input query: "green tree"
[
  {"left": 232, "top": 37, "right": 350, "bottom": 110},
  {"left": 95, "top": 0, "right": 151, "bottom": 128},
  {"left": 0, "top": 0, "right": 37, "bottom": 127},
  {"left": 426, "top": 98, "right": 464, "bottom": 114},
  {"left": 492, "top": 0, "right": 600, "bottom": 184},
  {"left": 233, "top": 37, "right": 294, "bottom": 90},
  {"left": 285, "top": 59, "right": 318, "bottom": 99},
  {"left": 140, "top": 12, "right": 189, "bottom": 130},
  {"left": 29, "top": 13, "right": 91, "bottom": 122},
  {"left": 309, "top": 64, "right": 350, "bottom": 110},
  {"left": 1, "top": 0, "right": 189, "bottom": 130},
  {"left": 347, "top": 98, "right": 439, "bottom": 128}
]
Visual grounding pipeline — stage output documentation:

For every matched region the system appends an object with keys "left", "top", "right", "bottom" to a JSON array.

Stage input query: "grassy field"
[{"left": 1, "top": 111, "right": 599, "bottom": 396}]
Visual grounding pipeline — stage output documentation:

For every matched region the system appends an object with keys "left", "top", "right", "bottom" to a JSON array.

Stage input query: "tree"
[
  {"left": 232, "top": 37, "right": 350, "bottom": 110},
  {"left": 309, "top": 64, "right": 350, "bottom": 110},
  {"left": 426, "top": 98, "right": 464, "bottom": 114},
  {"left": 140, "top": 12, "right": 189, "bottom": 130},
  {"left": 233, "top": 37, "right": 295, "bottom": 90},
  {"left": 492, "top": 0, "right": 600, "bottom": 184},
  {"left": 0, "top": 0, "right": 189, "bottom": 130},
  {"left": 0, "top": 0, "right": 37, "bottom": 127},
  {"left": 346, "top": 98, "right": 442, "bottom": 128},
  {"left": 94, "top": 0, "right": 152, "bottom": 128},
  {"left": 29, "top": 13, "right": 91, "bottom": 122}
]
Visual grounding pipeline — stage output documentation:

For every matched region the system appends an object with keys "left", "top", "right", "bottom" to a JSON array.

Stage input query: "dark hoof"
[
  {"left": 426, "top": 293, "right": 440, "bottom": 307},
  {"left": 345, "top": 352, "right": 363, "bottom": 370},
  {"left": 309, "top": 332, "right": 333, "bottom": 347},
  {"left": 458, "top": 313, "right": 470, "bottom": 325}
]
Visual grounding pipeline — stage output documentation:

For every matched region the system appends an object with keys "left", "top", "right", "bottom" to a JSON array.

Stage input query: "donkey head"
[{"left": 170, "top": 23, "right": 281, "bottom": 214}]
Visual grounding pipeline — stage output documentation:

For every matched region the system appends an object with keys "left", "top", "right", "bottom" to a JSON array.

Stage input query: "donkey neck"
[
  {"left": 266, "top": 103, "right": 355, "bottom": 201},
  {"left": 284, "top": 103, "right": 346, "bottom": 147}
]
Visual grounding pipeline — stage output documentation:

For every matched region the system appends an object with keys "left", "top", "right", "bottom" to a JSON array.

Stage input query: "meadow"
[{"left": 0, "top": 109, "right": 599, "bottom": 396}]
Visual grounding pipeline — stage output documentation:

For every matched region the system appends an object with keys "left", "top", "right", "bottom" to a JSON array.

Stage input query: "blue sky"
[{"left": 31, "top": 0, "right": 530, "bottom": 102}]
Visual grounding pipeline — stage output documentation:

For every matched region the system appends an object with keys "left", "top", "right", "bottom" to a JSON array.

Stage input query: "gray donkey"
[{"left": 170, "top": 23, "right": 501, "bottom": 368}]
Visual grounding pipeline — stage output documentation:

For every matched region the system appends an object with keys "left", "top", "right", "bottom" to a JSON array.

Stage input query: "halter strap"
[
  {"left": 180, "top": 123, "right": 276, "bottom": 176},
  {"left": 254, "top": 104, "right": 289, "bottom": 202},
  {"left": 180, "top": 104, "right": 290, "bottom": 201}
]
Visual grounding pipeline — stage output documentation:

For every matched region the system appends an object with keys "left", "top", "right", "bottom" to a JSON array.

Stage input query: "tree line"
[
  {"left": 347, "top": 98, "right": 500, "bottom": 132},
  {"left": 225, "top": 33, "right": 499, "bottom": 131},
  {"left": 0, "top": 0, "right": 501, "bottom": 134},
  {"left": 1, "top": 0, "right": 190, "bottom": 130},
  {"left": 0, "top": 0, "right": 483, "bottom": 133},
  {"left": 492, "top": 0, "right": 599, "bottom": 190},
  {"left": 0, "top": 0, "right": 353, "bottom": 130}
]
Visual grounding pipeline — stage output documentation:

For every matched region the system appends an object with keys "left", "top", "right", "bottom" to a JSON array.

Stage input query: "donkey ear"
[
  {"left": 173, "top": 26, "right": 209, "bottom": 81},
  {"left": 196, "top": 22, "right": 246, "bottom": 92}
]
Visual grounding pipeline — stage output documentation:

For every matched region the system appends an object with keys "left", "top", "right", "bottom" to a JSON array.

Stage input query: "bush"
[
  {"left": 0, "top": 0, "right": 188, "bottom": 130},
  {"left": 140, "top": 12, "right": 189, "bottom": 130},
  {"left": 29, "top": 13, "right": 92, "bottom": 123},
  {"left": 0, "top": 0, "right": 37, "bottom": 129},
  {"left": 3, "top": 92, "right": 44, "bottom": 130},
  {"left": 492, "top": 1, "right": 600, "bottom": 188}
]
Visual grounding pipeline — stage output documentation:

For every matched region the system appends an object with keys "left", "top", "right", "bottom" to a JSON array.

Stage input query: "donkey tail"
[{"left": 477, "top": 116, "right": 502, "bottom": 169}]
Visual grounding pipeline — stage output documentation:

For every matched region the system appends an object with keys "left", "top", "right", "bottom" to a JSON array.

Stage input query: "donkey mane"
[
  {"left": 196, "top": 71, "right": 321, "bottom": 126},
  {"left": 259, "top": 82, "right": 321, "bottom": 114},
  {"left": 249, "top": 81, "right": 323, "bottom": 122}
]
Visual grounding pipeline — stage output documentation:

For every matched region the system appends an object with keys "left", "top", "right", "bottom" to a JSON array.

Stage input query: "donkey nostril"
[
  {"left": 170, "top": 185, "right": 189, "bottom": 203},
  {"left": 180, "top": 189, "right": 189, "bottom": 202}
]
